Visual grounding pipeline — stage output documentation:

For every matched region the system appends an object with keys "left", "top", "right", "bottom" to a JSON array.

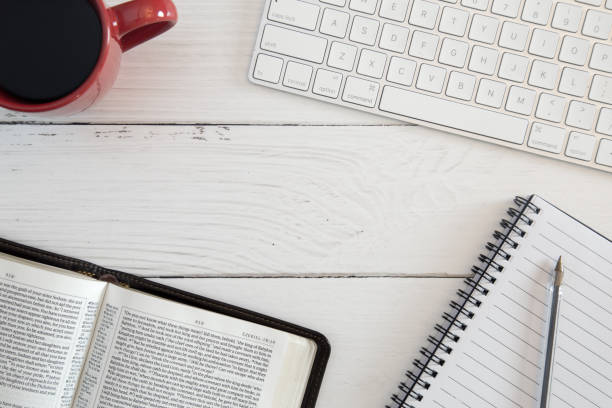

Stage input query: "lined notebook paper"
[{"left": 389, "top": 195, "right": 612, "bottom": 408}]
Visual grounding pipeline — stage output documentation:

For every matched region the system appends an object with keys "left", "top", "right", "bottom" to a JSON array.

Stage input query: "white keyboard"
[{"left": 249, "top": 0, "right": 612, "bottom": 172}]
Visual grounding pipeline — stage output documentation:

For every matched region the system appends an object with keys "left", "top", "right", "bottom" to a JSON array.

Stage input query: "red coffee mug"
[{"left": 0, "top": 0, "right": 178, "bottom": 116}]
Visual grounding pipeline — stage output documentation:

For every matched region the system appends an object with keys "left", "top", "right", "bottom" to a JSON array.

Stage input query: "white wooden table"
[{"left": 1, "top": 1, "right": 610, "bottom": 406}]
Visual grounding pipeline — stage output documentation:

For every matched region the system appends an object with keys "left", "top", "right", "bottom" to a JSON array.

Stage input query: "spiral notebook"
[{"left": 389, "top": 195, "right": 612, "bottom": 408}]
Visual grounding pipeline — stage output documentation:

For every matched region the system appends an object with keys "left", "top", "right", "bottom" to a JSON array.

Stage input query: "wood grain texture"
[
  {"left": 0, "top": 2, "right": 607, "bottom": 405},
  {"left": 0, "top": 0, "right": 393, "bottom": 125},
  {"left": 1, "top": 124, "right": 609, "bottom": 277},
  {"left": 152, "top": 277, "right": 461, "bottom": 408}
]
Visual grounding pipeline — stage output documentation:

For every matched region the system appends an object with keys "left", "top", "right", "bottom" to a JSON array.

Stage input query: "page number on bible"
[{"left": 4, "top": 272, "right": 15, "bottom": 279}]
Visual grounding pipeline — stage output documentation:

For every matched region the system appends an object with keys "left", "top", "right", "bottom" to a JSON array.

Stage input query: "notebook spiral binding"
[{"left": 387, "top": 196, "right": 541, "bottom": 408}]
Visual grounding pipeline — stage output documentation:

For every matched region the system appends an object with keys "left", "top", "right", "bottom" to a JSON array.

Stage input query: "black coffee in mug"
[{"left": 0, "top": 0, "right": 103, "bottom": 103}]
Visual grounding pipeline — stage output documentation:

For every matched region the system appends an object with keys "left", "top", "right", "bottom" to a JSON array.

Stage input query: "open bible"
[{"left": 0, "top": 241, "right": 329, "bottom": 408}]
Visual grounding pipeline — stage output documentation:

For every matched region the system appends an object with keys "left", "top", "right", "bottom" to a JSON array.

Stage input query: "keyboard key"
[
  {"left": 590, "top": 43, "right": 612, "bottom": 73},
  {"left": 469, "top": 14, "right": 499, "bottom": 44},
  {"left": 269, "top": 0, "right": 320, "bottom": 30},
  {"left": 446, "top": 71, "right": 476, "bottom": 100},
  {"left": 387, "top": 57, "right": 417, "bottom": 86},
  {"left": 380, "top": 86, "right": 528, "bottom": 144},
  {"left": 439, "top": 7, "right": 470, "bottom": 37},
  {"left": 476, "top": 79, "right": 506, "bottom": 108},
  {"left": 261, "top": 25, "right": 328, "bottom": 63},
  {"left": 357, "top": 49, "right": 387, "bottom": 78},
  {"left": 409, "top": 0, "right": 440, "bottom": 29},
  {"left": 461, "top": 0, "right": 489, "bottom": 11},
  {"left": 350, "top": 15, "right": 380, "bottom": 45},
  {"left": 349, "top": 0, "right": 379, "bottom": 14},
  {"left": 491, "top": 0, "right": 521, "bottom": 18},
  {"left": 321, "top": 0, "right": 346, "bottom": 6},
  {"left": 521, "top": 0, "right": 552, "bottom": 25},
  {"left": 558, "top": 68, "right": 589, "bottom": 97},
  {"left": 595, "top": 138, "right": 612, "bottom": 166},
  {"left": 559, "top": 36, "right": 590, "bottom": 65},
  {"left": 528, "top": 29, "right": 559, "bottom": 58},
  {"left": 283, "top": 61, "right": 313, "bottom": 91},
  {"left": 498, "top": 53, "right": 530, "bottom": 82},
  {"left": 566, "top": 100, "right": 596, "bottom": 130},
  {"left": 597, "top": 108, "right": 612, "bottom": 135},
  {"left": 506, "top": 86, "right": 536, "bottom": 115},
  {"left": 551, "top": 3, "right": 582, "bottom": 32},
  {"left": 582, "top": 10, "right": 612, "bottom": 40},
  {"left": 313, "top": 69, "right": 343, "bottom": 98},
  {"left": 528, "top": 60, "right": 558, "bottom": 89},
  {"left": 536, "top": 93, "right": 566, "bottom": 122},
  {"left": 589, "top": 75, "right": 612, "bottom": 105},
  {"left": 566, "top": 132, "right": 596, "bottom": 161},
  {"left": 528, "top": 123, "right": 566, "bottom": 153},
  {"left": 416, "top": 64, "right": 447, "bottom": 93},
  {"left": 498, "top": 22, "right": 530, "bottom": 51},
  {"left": 342, "top": 76, "right": 380, "bottom": 107},
  {"left": 379, "top": 0, "right": 410, "bottom": 21},
  {"left": 328, "top": 41, "right": 358, "bottom": 71},
  {"left": 576, "top": 0, "right": 601, "bottom": 6},
  {"left": 253, "top": 53, "right": 283, "bottom": 83},
  {"left": 469, "top": 46, "right": 499, "bottom": 75},
  {"left": 320, "top": 8, "right": 350, "bottom": 37},
  {"left": 439, "top": 38, "right": 469, "bottom": 68},
  {"left": 409, "top": 31, "right": 440, "bottom": 60},
  {"left": 379, "top": 23, "right": 410, "bottom": 53}
]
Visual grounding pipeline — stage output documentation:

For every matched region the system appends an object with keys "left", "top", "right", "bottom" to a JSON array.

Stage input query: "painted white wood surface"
[
  {"left": 0, "top": 0, "right": 392, "bottom": 125},
  {"left": 0, "top": 1, "right": 609, "bottom": 405},
  {"left": 154, "top": 277, "right": 461, "bottom": 408},
  {"left": 0, "top": 0, "right": 612, "bottom": 408},
  {"left": 1, "top": 124, "right": 609, "bottom": 277}
]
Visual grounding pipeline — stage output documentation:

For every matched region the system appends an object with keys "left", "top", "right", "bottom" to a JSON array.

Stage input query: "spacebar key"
[{"left": 379, "top": 86, "right": 528, "bottom": 144}]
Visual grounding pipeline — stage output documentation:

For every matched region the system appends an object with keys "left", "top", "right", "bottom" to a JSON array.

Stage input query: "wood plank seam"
[
  {"left": 0, "top": 122, "right": 419, "bottom": 127},
  {"left": 150, "top": 275, "right": 472, "bottom": 279}
]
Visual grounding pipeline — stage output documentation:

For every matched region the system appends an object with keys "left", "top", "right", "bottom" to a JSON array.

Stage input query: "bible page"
[
  {"left": 73, "top": 283, "right": 317, "bottom": 408},
  {"left": 0, "top": 255, "right": 107, "bottom": 408}
]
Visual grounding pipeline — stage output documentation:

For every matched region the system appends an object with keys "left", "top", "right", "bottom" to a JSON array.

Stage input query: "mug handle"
[{"left": 110, "top": 0, "right": 178, "bottom": 52}]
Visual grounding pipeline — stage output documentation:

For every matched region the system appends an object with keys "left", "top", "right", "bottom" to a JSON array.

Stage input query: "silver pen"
[{"left": 540, "top": 256, "right": 564, "bottom": 408}]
